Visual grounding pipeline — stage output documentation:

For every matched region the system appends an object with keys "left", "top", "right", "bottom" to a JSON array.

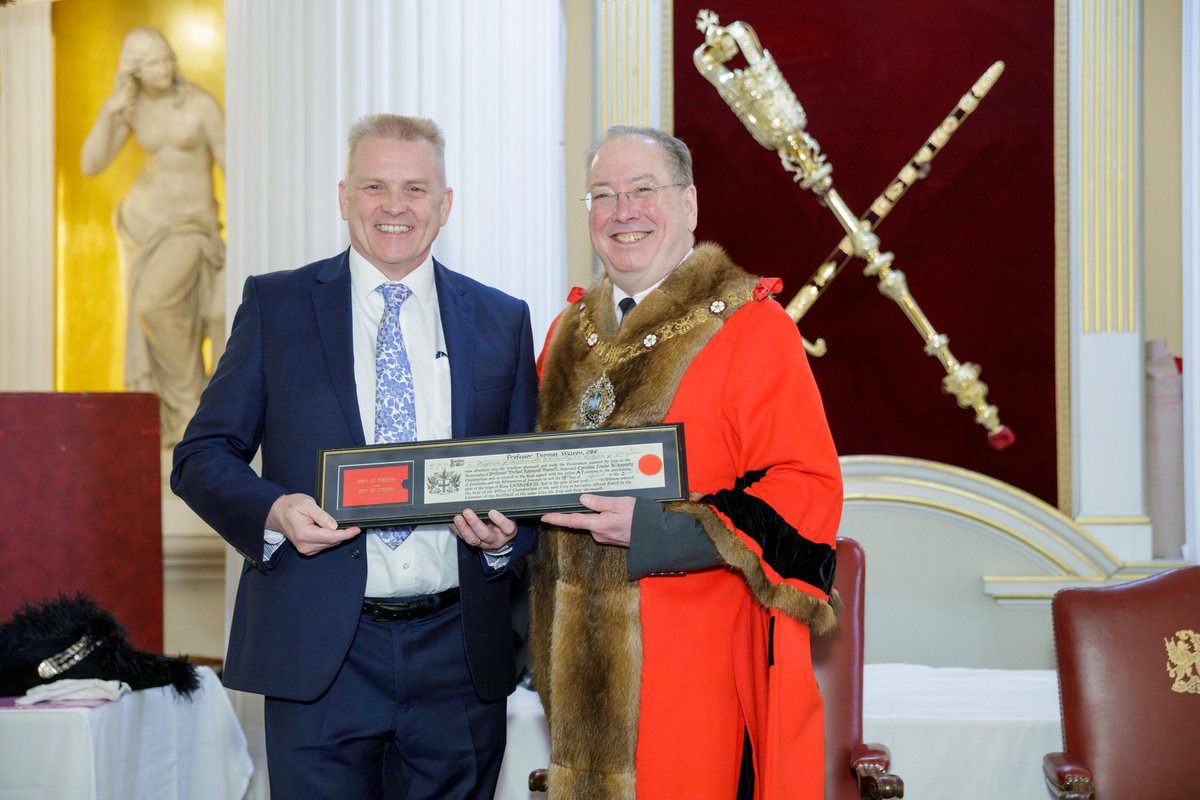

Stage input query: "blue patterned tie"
[{"left": 373, "top": 283, "right": 416, "bottom": 548}]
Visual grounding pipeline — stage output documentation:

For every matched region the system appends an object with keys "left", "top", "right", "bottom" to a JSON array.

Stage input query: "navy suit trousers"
[{"left": 263, "top": 601, "right": 506, "bottom": 800}]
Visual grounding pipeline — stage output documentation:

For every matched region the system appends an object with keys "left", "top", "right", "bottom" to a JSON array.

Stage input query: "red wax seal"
[{"left": 638, "top": 454, "right": 663, "bottom": 476}]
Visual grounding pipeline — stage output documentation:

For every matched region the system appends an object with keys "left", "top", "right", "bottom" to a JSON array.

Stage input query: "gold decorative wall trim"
[
  {"left": 1075, "top": 514, "right": 1152, "bottom": 525},
  {"left": 598, "top": 0, "right": 655, "bottom": 128},
  {"left": 841, "top": 455, "right": 1120, "bottom": 572},
  {"left": 660, "top": 0, "right": 673, "bottom": 133},
  {"left": 847, "top": 474, "right": 1105, "bottom": 573},
  {"left": 1080, "top": 0, "right": 1139, "bottom": 335},
  {"left": 842, "top": 456, "right": 1188, "bottom": 605},
  {"left": 849, "top": 454, "right": 1079, "bottom": 511},
  {"left": 1054, "top": 0, "right": 1072, "bottom": 514},
  {"left": 844, "top": 491, "right": 1083, "bottom": 574}
]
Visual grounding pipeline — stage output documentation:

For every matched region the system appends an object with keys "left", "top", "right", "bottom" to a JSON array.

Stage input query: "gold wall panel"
[
  {"left": 53, "top": 0, "right": 224, "bottom": 390},
  {"left": 585, "top": 0, "right": 673, "bottom": 283},
  {"left": 598, "top": 0, "right": 654, "bottom": 129},
  {"left": 1054, "top": 0, "right": 1071, "bottom": 512},
  {"left": 1079, "top": 0, "right": 1137, "bottom": 335}
]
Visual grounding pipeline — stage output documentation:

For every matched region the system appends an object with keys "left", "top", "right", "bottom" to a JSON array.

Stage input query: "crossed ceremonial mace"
[{"left": 693, "top": 10, "right": 1015, "bottom": 450}]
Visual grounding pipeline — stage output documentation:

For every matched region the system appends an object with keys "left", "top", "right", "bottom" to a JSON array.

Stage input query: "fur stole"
[{"left": 530, "top": 243, "right": 767, "bottom": 799}]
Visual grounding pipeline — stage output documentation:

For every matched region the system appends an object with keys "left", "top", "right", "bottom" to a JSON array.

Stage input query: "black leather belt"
[{"left": 362, "top": 588, "right": 460, "bottom": 622}]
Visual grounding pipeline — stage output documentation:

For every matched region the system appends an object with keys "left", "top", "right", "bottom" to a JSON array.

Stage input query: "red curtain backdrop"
[{"left": 673, "top": 2, "right": 1057, "bottom": 505}]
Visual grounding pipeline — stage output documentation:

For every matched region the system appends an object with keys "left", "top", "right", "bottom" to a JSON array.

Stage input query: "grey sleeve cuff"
[{"left": 626, "top": 497, "right": 723, "bottom": 581}]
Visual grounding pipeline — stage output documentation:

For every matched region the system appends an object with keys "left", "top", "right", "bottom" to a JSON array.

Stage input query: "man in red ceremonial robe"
[{"left": 526, "top": 126, "right": 843, "bottom": 799}]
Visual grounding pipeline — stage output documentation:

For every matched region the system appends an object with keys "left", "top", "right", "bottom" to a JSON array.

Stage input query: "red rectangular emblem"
[{"left": 340, "top": 464, "right": 413, "bottom": 508}]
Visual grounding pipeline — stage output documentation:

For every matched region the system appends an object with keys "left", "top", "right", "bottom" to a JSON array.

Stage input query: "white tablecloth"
[
  {"left": 0, "top": 666, "right": 253, "bottom": 800},
  {"left": 498, "top": 685, "right": 552, "bottom": 800},
  {"left": 863, "top": 663, "right": 1062, "bottom": 800},
  {"left": 498, "top": 664, "right": 1062, "bottom": 800}
]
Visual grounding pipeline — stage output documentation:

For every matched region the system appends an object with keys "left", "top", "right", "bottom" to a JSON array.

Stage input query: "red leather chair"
[
  {"left": 531, "top": 537, "right": 903, "bottom": 799},
  {"left": 814, "top": 537, "right": 903, "bottom": 800},
  {"left": 1043, "top": 565, "right": 1200, "bottom": 799}
]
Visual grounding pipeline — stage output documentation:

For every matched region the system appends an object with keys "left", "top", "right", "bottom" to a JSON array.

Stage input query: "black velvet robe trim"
[{"left": 700, "top": 468, "right": 837, "bottom": 594}]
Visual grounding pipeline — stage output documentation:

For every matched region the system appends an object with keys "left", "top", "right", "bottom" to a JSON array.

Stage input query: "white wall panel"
[
  {"left": 0, "top": 2, "right": 54, "bottom": 391},
  {"left": 224, "top": 0, "right": 566, "bottom": 344}
]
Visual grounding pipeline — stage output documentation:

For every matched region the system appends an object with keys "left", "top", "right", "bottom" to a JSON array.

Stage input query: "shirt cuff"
[
  {"left": 263, "top": 529, "right": 286, "bottom": 563},
  {"left": 481, "top": 542, "right": 514, "bottom": 572}
]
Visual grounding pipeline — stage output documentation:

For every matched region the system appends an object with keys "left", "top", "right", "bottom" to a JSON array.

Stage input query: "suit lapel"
[
  {"left": 312, "top": 251, "right": 366, "bottom": 446},
  {"left": 435, "top": 260, "right": 475, "bottom": 438}
]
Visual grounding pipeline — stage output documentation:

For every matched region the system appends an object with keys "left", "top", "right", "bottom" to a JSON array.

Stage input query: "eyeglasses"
[{"left": 582, "top": 183, "right": 685, "bottom": 213}]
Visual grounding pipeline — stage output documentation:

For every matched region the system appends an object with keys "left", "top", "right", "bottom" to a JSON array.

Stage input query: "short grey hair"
[
  {"left": 345, "top": 113, "right": 446, "bottom": 183},
  {"left": 585, "top": 126, "right": 694, "bottom": 186}
]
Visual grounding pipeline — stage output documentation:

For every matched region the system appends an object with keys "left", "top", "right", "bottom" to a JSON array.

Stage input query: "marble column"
[
  {"left": 1068, "top": 0, "right": 1152, "bottom": 560},
  {"left": 0, "top": 1, "right": 54, "bottom": 392}
]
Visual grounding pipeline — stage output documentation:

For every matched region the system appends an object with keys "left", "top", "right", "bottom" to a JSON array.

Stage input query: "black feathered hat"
[{"left": 0, "top": 593, "right": 198, "bottom": 698}]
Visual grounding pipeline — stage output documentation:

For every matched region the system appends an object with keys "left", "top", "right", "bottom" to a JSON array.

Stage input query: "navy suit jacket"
[{"left": 172, "top": 250, "right": 538, "bottom": 702}]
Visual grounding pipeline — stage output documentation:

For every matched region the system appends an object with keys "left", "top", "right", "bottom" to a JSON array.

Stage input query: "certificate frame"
[{"left": 316, "top": 424, "right": 688, "bottom": 527}]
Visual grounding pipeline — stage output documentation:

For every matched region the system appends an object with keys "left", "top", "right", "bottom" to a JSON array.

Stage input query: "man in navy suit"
[{"left": 172, "top": 114, "right": 538, "bottom": 799}]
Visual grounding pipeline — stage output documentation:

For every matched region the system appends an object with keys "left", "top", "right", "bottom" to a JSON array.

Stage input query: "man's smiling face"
[
  {"left": 338, "top": 135, "right": 452, "bottom": 281},
  {"left": 586, "top": 136, "right": 697, "bottom": 295}
]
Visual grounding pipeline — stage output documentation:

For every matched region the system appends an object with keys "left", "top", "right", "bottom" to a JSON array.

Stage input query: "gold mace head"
[{"left": 692, "top": 10, "right": 809, "bottom": 152}]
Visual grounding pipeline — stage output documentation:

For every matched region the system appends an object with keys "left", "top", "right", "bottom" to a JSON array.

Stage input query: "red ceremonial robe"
[{"left": 531, "top": 243, "right": 842, "bottom": 800}]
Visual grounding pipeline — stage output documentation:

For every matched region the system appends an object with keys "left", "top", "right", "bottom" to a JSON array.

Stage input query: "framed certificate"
[{"left": 316, "top": 424, "right": 688, "bottom": 527}]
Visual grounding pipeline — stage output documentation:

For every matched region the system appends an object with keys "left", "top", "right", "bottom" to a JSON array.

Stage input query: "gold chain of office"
[{"left": 577, "top": 286, "right": 757, "bottom": 369}]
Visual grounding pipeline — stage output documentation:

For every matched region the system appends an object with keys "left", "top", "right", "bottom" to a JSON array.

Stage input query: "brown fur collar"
[
  {"left": 529, "top": 243, "right": 833, "bottom": 798},
  {"left": 536, "top": 242, "right": 759, "bottom": 435}
]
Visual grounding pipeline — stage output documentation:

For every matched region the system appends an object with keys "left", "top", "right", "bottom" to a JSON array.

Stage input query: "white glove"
[{"left": 15, "top": 678, "right": 131, "bottom": 706}]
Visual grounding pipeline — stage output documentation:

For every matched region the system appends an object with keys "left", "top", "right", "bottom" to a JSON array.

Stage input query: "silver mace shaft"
[{"left": 693, "top": 10, "right": 1014, "bottom": 450}]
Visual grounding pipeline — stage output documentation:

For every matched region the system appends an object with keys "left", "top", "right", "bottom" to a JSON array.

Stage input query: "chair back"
[
  {"left": 1052, "top": 566, "right": 1200, "bottom": 798},
  {"left": 812, "top": 536, "right": 866, "bottom": 800}
]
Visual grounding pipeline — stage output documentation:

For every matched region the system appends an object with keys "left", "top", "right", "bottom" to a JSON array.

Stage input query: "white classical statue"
[{"left": 81, "top": 26, "right": 226, "bottom": 449}]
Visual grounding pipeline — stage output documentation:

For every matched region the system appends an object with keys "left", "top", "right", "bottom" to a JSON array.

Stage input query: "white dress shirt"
[
  {"left": 262, "top": 249, "right": 509, "bottom": 594},
  {"left": 610, "top": 247, "right": 693, "bottom": 320},
  {"left": 611, "top": 283, "right": 658, "bottom": 321},
  {"left": 347, "top": 248, "right": 459, "bottom": 598}
]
